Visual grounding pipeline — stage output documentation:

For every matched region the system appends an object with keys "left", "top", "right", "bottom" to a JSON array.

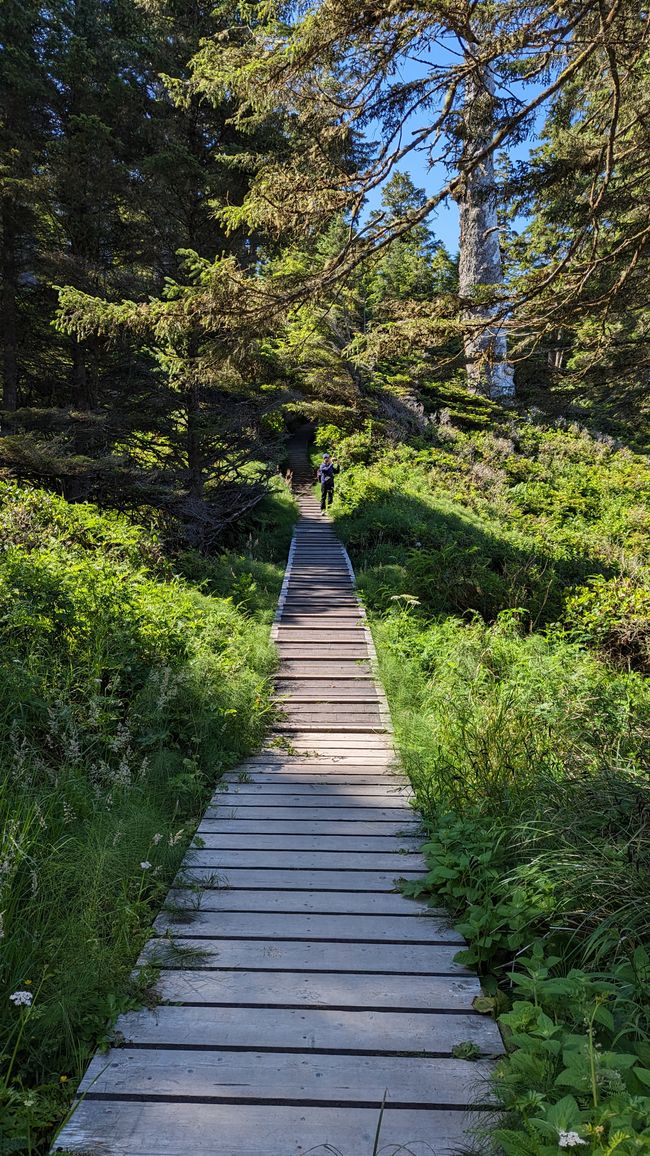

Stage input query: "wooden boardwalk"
[{"left": 55, "top": 481, "right": 502, "bottom": 1155}]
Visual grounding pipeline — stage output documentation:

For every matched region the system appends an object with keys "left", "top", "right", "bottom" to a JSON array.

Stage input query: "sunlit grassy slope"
[{"left": 327, "top": 403, "right": 650, "bottom": 1154}]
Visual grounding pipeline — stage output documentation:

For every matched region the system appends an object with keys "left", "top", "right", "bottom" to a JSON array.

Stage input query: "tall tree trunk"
[
  {"left": 71, "top": 336, "right": 94, "bottom": 409},
  {"left": 186, "top": 378, "right": 203, "bottom": 501},
  {"left": 185, "top": 331, "right": 204, "bottom": 506},
  {"left": 1, "top": 202, "right": 19, "bottom": 424},
  {"left": 458, "top": 62, "right": 515, "bottom": 401}
]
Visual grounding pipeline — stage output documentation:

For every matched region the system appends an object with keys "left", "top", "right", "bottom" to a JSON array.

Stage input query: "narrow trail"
[{"left": 55, "top": 444, "right": 503, "bottom": 1155}]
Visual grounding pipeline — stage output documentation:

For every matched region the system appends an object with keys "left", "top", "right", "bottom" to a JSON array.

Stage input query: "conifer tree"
[
  {"left": 0, "top": 0, "right": 50, "bottom": 420},
  {"left": 185, "top": 0, "right": 643, "bottom": 401},
  {"left": 506, "top": 8, "right": 649, "bottom": 410}
]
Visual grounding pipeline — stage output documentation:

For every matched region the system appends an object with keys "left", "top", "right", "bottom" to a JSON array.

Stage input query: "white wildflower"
[
  {"left": 140, "top": 861, "right": 152, "bottom": 871},
  {"left": 10, "top": 990, "right": 33, "bottom": 1007},
  {"left": 558, "top": 1132, "right": 587, "bottom": 1149},
  {"left": 152, "top": 834, "right": 162, "bottom": 845},
  {"left": 109, "top": 723, "right": 131, "bottom": 754},
  {"left": 115, "top": 757, "right": 132, "bottom": 787},
  {"left": 67, "top": 737, "right": 81, "bottom": 764}
]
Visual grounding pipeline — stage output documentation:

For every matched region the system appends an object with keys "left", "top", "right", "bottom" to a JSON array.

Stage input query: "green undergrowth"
[
  {"left": 0, "top": 479, "right": 296, "bottom": 1153},
  {"left": 327, "top": 407, "right": 650, "bottom": 1153}
]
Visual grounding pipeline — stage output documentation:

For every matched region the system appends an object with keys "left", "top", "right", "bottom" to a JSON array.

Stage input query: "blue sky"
[{"left": 363, "top": 41, "right": 547, "bottom": 254}]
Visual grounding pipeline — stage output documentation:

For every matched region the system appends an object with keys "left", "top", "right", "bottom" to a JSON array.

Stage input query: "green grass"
[
  {"left": 327, "top": 407, "right": 650, "bottom": 1154},
  {"left": 0, "top": 478, "right": 297, "bottom": 1153}
]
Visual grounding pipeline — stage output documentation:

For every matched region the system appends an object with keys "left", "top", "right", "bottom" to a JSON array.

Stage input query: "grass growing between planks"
[
  {"left": 0, "top": 478, "right": 296, "bottom": 1154},
  {"left": 328, "top": 406, "right": 650, "bottom": 1154}
]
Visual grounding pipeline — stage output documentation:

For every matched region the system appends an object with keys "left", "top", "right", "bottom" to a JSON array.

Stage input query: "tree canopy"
[{"left": 1, "top": 0, "right": 648, "bottom": 537}]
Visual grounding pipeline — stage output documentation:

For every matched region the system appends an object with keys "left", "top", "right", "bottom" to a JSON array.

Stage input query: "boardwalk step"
[
  {"left": 79, "top": 1046, "right": 495, "bottom": 1102},
  {"left": 53, "top": 1102, "right": 491, "bottom": 1155},
  {"left": 55, "top": 474, "right": 503, "bottom": 1156},
  {"left": 142, "top": 936, "right": 470, "bottom": 973}
]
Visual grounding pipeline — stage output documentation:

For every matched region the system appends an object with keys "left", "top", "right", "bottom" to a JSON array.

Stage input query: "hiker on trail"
[{"left": 317, "top": 452, "right": 339, "bottom": 514}]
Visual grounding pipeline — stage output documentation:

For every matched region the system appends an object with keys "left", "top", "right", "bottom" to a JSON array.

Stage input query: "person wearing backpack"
[{"left": 317, "top": 453, "right": 339, "bottom": 514}]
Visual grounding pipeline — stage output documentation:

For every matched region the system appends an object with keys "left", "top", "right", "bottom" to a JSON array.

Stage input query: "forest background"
[{"left": 1, "top": 1, "right": 649, "bottom": 1153}]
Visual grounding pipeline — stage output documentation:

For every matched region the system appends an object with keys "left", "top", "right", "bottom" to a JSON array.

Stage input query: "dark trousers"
[{"left": 320, "top": 480, "right": 334, "bottom": 510}]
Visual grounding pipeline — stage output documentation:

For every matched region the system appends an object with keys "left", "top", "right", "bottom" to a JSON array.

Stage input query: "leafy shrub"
[
  {"left": 382, "top": 611, "right": 650, "bottom": 1152},
  {"left": 0, "top": 484, "right": 283, "bottom": 1153},
  {"left": 329, "top": 411, "right": 650, "bottom": 1155},
  {"left": 331, "top": 420, "right": 650, "bottom": 652},
  {"left": 565, "top": 576, "right": 650, "bottom": 672}
]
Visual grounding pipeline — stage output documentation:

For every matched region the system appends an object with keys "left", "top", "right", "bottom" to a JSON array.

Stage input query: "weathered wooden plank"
[
  {"left": 79, "top": 1047, "right": 494, "bottom": 1104},
  {"left": 153, "top": 968, "right": 481, "bottom": 1010},
  {"left": 154, "top": 910, "right": 460, "bottom": 943},
  {"left": 53, "top": 1101, "right": 485, "bottom": 1155},
  {"left": 277, "top": 642, "right": 370, "bottom": 651},
  {"left": 278, "top": 711, "right": 384, "bottom": 723},
  {"left": 193, "top": 833, "right": 418, "bottom": 851},
  {"left": 276, "top": 727, "right": 390, "bottom": 735},
  {"left": 278, "top": 661, "right": 373, "bottom": 676},
  {"left": 182, "top": 850, "right": 423, "bottom": 871},
  {"left": 242, "top": 756, "right": 400, "bottom": 767},
  {"left": 285, "top": 581, "right": 353, "bottom": 589},
  {"left": 177, "top": 867, "right": 422, "bottom": 890},
  {"left": 276, "top": 625, "right": 366, "bottom": 635},
  {"left": 103, "top": 1005, "right": 500, "bottom": 1055},
  {"left": 221, "top": 774, "right": 404, "bottom": 786},
  {"left": 164, "top": 889, "right": 429, "bottom": 916},
  {"left": 280, "top": 605, "right": 361, "bottom": 613},
  {"left": 278, "top": 688, "right": 379, "bottom": 698},
  {"left": 240, "top": 766, "right": 400, "bottom": 775},
  {"left": 280, "top": 697, "right": 380, "bottom": 706},
  {"left": 277, "top": 694, "right": 382, "bottom": 704},
  {"left": 257, "top": 753, "right": 395, "bottom": 762},
  {"left": 203, "top": 806, "right": 414, "bottom": 821},
  {"left": 277, "top": 649, "right": 370, "bottom": 660},
  {"left": 270, "top": 747, "right": 392, "bottom": 757},
  {"left": 196, "top": 820, "right": 420, "bottom": 837},
  {"left": 285, "top": 578, "right": 351, "bottom": 587},
  {"left": 142, "top": 936, "right": 469, "bottom": 974},
  {"left": 212, "top": 783, "right": 412, "bottom": 797},
  {"left": 279, "top": 604, "right": 361, "bottom": 612},
  {"left": 271, "top": 732, "right": 390, "bottom": 741},
  {"left": 280, "top": 603, "right": 362, "bottom": 611},
  {"left": 276, "top": 632, "right": 366, "bottom": 642},
  {"left": 270, "top": 733, "right": 390, "bottom": 742},
  {"left": 261, "top": 749, "right": 392, "bottom": 758},
  {"left": 274, "top": 693, "right": 377, "bottom": 702}
]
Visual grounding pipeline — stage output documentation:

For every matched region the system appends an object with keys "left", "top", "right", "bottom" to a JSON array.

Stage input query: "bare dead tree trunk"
[{"left": 458, "top": 61, "right": 515, "bottom": 402}]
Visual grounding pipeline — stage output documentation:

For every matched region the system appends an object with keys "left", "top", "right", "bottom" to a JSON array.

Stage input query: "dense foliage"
[
  {"left": 0, "top": 480, "right": 295, "bottom": 1152},
  {"left": 2, "top": 2, "right": 650, "bottom": 1153},
  {"left": 3, "top": 1, "right": 648, "bottom": 537},
  {"left": 325, "top": 408, "right": 650, "bottom": 1153}
]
